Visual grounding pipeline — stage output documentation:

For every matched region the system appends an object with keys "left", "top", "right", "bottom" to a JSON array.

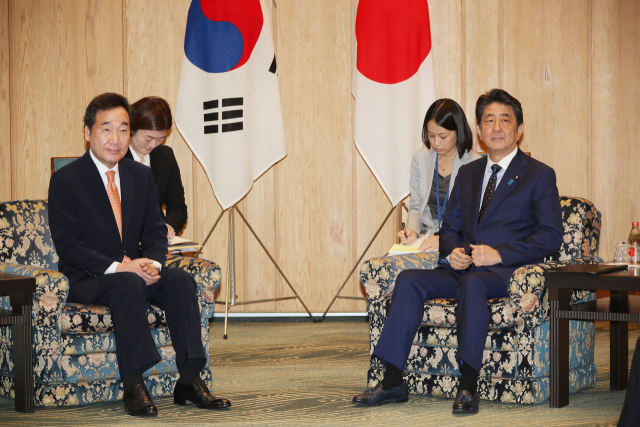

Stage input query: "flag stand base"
[
  {"left": 196, "top": 205, "right": 317, "bottom": 338},
  {"left": 319, "top": 202, "right": 406, "bottom": 322}
]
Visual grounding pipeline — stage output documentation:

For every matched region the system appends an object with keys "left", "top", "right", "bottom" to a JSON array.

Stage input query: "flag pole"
[{"left": 319, "top": 202, "right": 405, "bottom": 321}]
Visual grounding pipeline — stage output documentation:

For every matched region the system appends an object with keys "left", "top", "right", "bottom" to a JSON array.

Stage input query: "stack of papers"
[{"left": 168, "top": 236, "right": 201, "bottom": 254}]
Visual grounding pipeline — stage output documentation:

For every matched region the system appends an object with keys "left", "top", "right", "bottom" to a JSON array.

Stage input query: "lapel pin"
[
  {"left": 515, "top": 175, "right": 519, "bottom": 180},
  {"left": 508, "top": 179, "right": 514, "bottom": 186}
]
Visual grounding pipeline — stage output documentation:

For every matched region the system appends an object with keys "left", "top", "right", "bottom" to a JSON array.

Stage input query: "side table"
[
  {"left": 0, "top": 272, "right": 36, "bottom": 413},
  {"left": 545, "top": 266, "right": 640, "bottom": 408}
]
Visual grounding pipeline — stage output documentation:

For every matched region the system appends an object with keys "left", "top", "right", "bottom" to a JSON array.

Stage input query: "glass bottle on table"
[{"left": 628, "top": 222, "right": 640, "bottom": 265}]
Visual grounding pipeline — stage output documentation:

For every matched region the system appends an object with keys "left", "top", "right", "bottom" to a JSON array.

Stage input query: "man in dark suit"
[
  {"left": 353, "top": 89, "right": 563, "bottom": 415},
  {"left": 48, "top": 93, "right": 230, "bottom": 417}
]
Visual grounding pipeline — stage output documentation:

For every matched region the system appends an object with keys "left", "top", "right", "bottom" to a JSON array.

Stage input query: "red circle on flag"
[{"left": 356, "top": 0, "right": 432, "bottom": 84}]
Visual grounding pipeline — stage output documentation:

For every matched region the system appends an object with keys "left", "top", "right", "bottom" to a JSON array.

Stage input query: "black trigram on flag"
[{"left": 203, "top": 98, "right": 244, "bottom": 134}]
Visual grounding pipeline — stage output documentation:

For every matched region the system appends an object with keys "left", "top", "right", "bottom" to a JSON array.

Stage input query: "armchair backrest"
[
  {"left": 545, "top": 196, "right": 601, "bottom": 262},
  {"left": 0, "top": 199, "right": 58, "bottom": 270}
]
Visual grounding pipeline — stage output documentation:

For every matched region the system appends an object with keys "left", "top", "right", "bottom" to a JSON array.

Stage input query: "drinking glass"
[
  {"left": 614, "top": 241, "right": 628, "bottom": 262},
  {"left": 628, "top": 243, "right": 640, "bottom": 265}
]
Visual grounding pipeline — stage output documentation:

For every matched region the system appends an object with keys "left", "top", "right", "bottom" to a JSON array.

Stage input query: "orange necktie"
[{"left": 106, "top": 170, "right": 131, "bottom": 262}]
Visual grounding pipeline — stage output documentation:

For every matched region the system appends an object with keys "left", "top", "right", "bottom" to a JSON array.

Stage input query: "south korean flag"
[{"left": 176, "top": 0, "right": 287, "bottom": 209}]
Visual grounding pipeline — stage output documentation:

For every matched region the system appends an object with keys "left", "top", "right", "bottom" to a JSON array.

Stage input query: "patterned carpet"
[{"left": 0, "top": 318, "right": 633, "bottom": 426}]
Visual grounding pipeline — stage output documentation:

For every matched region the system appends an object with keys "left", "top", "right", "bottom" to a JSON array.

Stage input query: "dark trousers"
[
  {"left": 618, "top": 336, "right": 640, "bottom": 427},
  {"left": 69, "top": 269, "right": 206, "bottom": 379},
  {"left": 373, "top": 266, "right": 508, "bottom": 373}
]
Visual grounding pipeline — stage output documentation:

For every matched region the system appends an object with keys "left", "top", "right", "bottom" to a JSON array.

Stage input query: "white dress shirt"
[
  {"left": 89, "top": 149, "right": 121, "bottom": 199},
  {"left": 89, "top": 150, "right": 122, "bottom": 274},
  {"left": 479, "top": 146, "right": 519, "bottom": 207},
  {"left": 129, "top": 147, "right": 151, "bottom": 167}
]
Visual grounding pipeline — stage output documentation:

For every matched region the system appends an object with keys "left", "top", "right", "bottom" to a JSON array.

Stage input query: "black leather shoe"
[
  {"left": 174, "top": 378, "right": 231, "bottom": 409},
  {"left": 452, "top": 389, "right": 479, "bottom": 415},
  {"left": 123, "top": 384, "right": 158, "bottom": 417},
  {"left": 352, "top": 383, "right": 409, "bottom": 406}
]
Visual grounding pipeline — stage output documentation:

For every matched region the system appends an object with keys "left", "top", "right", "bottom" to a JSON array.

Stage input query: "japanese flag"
[{"left": 353, "top": 0, "right": 436, "bottom": 205}]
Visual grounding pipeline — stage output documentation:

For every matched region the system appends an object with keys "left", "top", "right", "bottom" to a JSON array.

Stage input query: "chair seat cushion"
[
  {"left": 421, "top": 297, "right": 514, "bottom": 329},
  {"left": 369, "top": 296, "right": 515, "bottom": 330},
  {"left": 59, "top": 347, "right": 178, "bottom": 382},
  {"left": 61, "top": 302, "right": 167, "bottom": 335},
  {"left": 61, "top": 328, "right": 173, "bottom": 356}
]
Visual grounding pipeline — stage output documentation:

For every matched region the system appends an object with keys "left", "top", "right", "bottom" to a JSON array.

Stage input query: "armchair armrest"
[
  {"left": 507, "top": 256, "right": 603, "bottom": 333},
  {"left": 0, "top": 262, "right": 69, "bottom": 329},
  {"left": 360, "top": 252, "right": 439, "bottom": 301},
  {"left": 165, "top": 255, "right": 221, "bottom": 318}
]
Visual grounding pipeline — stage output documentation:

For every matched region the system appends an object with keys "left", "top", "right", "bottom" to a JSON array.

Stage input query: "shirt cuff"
[
  {"left": 152, "top": 261, "right": 162, "bottom": 271},
  {"left": 105, "top": 262, "right": 119, "bottom": 274}
]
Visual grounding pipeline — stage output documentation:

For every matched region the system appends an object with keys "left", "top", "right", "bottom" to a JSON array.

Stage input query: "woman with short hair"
[{"left": 127, "top": 96, "right": 187, "bottom": 239}]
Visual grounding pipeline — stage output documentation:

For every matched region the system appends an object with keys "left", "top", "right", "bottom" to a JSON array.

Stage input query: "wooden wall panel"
[
  {"left": 5, "top": 0, "right": 639, "bottom": 312},
  {"left": 503, "top": 0, "right": 590, "bottom": 199},
  {"left": 592, "top": 0, "right": 640, "bottom": 262},
  {"left": 429, "top": 0, "right": 463, "bottom": 102},
  {"left": 0, "top": 1, "right": 10, "bottom": 202},
  {"left": 10, "top": 0, "right": 123, "bottom": 200},
  {"left": 275, "top": 0, "right": 355, "bottom": 313},
  {"left": 464, "top": 0, "right": 501, "bottom": 152}
]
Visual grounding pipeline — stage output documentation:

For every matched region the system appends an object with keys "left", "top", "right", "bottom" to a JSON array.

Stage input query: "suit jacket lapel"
[
  {"left": 119, "top": 162, "right": 134, "bottom": 240},
  {"left": 478, "top": 149, "right": 528, "bottom": 223},
  {"left": 469, "top": 156, "right": 487, "bottom": 232},
  {"left": 78, "top": 152, "right": 122, "bottom": 242}
]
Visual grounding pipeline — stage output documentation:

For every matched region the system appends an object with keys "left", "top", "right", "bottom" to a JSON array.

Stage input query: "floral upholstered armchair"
[
  {"left": 0, "top": 200, "right": 221, "bottom": 407},
  {"left": 360, "top": 196, "right": 602, "bottom": 404}
]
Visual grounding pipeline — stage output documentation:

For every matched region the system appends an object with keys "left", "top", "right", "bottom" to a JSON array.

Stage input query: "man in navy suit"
[
  {"left": 48, "top": 93, "right": 230, "bottom": 416},
  {"left": 353, "top": 89, "right": 563, "bottom": 415}
]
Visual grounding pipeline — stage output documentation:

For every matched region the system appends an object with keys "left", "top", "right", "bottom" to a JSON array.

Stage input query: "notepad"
[
  {"left": 388, "top": 244, "right": 421, "bottom": 255},
  {"left": 388, "top": 232, "right": 433, "bottom": 255}
]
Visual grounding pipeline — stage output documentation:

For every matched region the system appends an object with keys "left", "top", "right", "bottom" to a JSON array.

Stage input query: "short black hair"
[
  {"left": 83, "top": 93, "right": 132, "bottom": 132},
  {"left": 421, "top": 98, "right": 473, "bottom": 158},
  {"left": 475, "top": 89, "right": 523, "bottom": 127}
]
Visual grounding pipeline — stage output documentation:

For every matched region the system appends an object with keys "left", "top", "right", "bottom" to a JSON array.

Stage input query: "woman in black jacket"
[{"left": 127, "top": 96, "right": 187, "bottom": 239}]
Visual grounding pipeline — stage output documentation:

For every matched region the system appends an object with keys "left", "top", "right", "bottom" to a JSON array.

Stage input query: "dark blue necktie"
[{"left": 478, "top": 164, "right": 502, "bottom": 224}]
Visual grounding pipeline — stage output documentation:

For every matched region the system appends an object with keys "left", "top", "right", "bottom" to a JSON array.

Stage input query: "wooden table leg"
[
  {"left": 549, "top": 288, "right": 570, "bottom": 408},
  {"left": 610, "top": 291, "right": 628, "bottom": 391}
]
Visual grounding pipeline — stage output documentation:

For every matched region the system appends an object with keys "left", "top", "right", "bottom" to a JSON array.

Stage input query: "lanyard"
[{"left": 435, "top": 155, "right": 450, "bottom": 227}]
